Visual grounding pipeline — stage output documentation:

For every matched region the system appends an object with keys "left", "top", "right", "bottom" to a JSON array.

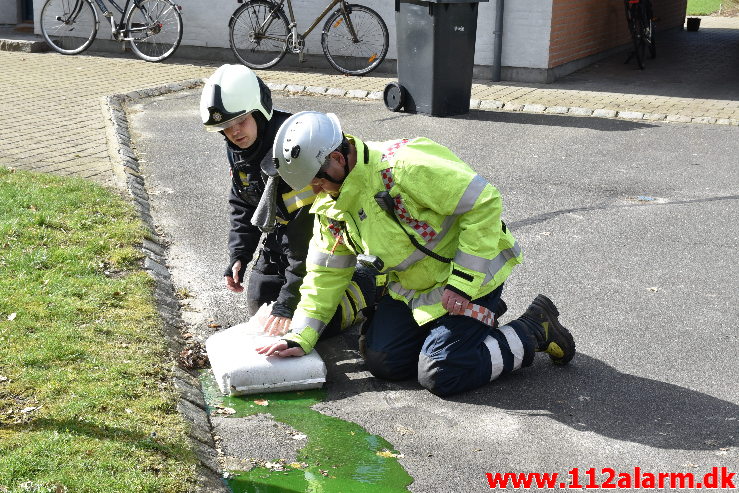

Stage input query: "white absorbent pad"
[{"left": 205, "top": 307, "right": 327, "bottom": 396}]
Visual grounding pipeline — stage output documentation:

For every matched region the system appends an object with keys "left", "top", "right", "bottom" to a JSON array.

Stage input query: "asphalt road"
[{"left": 130, "top": 91, "right": 739, "bottom": 492}]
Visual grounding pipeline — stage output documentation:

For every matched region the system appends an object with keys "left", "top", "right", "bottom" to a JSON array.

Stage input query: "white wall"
[
  {"left": 477, "top": 0, "right": 552, "bottom": 69},
  {"left": 32, "top": 0, "right": 552, "bottom": 70},
  {"left": 179, "top": 0, "right": 397, "bottom": 56},
  {"left": 1, "top": 0, "right": 18, "bottom": 23}
]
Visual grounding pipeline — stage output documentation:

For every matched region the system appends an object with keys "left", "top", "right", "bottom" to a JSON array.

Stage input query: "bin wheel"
[{"left": 383, "top": 82, "right": 406, "bottom": 112}]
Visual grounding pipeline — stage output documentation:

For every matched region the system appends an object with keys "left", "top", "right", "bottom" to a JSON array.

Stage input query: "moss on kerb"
[{"left": 200, "top": 372, "right": 413, "bottom": 492}]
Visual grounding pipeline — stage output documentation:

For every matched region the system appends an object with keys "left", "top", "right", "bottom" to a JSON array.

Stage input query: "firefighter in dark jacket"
[{"left": 199, "top": 64, "right": 374, "bottom": 337}]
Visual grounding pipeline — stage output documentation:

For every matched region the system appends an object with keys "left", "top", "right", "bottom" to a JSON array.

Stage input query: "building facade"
[{"left": 18, "top": 0, "right": 688, "bottom": 82}]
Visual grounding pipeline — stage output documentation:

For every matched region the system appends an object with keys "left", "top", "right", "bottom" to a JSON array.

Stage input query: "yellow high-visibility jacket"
[{"left": 284, "top": 136, "right": 522, "bottom": 354}]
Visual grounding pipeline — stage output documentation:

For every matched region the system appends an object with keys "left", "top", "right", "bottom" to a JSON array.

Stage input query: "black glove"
[{"left": 224, "top": 258, "right": 247, "bottom": 282}]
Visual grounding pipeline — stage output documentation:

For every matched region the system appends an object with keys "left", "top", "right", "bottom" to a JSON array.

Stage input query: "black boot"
[{"left": 519, "top": 294, "right": 576, "bottom": 365}]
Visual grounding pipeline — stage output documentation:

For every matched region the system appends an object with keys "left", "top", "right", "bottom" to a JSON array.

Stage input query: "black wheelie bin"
[{"left": 384, "top": 0, "right": 488, "bottom": 117}]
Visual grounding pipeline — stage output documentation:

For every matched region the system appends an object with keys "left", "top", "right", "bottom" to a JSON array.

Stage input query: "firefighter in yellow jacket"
[{"left": 257, "top": 111, "right": 576, "bottom": 396}]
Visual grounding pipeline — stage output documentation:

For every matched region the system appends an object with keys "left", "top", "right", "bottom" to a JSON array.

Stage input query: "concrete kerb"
[
  {"left": 269, "top": 83, "right": 737, "bottom": 126},
  {"left": 101, "top": 79, "right": 229, "bottom": 493}
]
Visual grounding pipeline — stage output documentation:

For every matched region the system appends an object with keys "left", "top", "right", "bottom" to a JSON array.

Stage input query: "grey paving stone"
[
  {"left": 592, "top": 109, "right": 617, "bottom": 118},
  {"left": 191, "top": 439, "right": 222, "bottom": 474},
  {"left": 522, "top": 104, "right": 546, "bottom": 113},
  {"left": 502, "top": 102, "right": 524, "bottom": 111},
  {"left": 177, "top": 399, "right": 215, "bottom": 446},
  {"left": 568, "top": 107, "right": 594, "bottom": 116},
  {"left": 666, "top": 114, "right": 692, "bottom": 123},
  {"left": 144, "top": 256, "right": 171, "bottom": 279},
  {"left": 544, "top": 106, "right": 569, "bottom": 114},
  {"left": 643, "top": 113, "right": 667, "bottom": 121},
  {"left": 617, "top": 111, "right": 644, "bottom": 120},
  {"left": 143, "top": 238, "right": 166, "bottom": 257},
  {"left": 346, "top": 89, "right": 369, "bottom": 98},
  {"left": 305, "top": 86, "right": 327, "bottom": 94},
  {"left": 195, "top": 466, "right": 230, "bottom": 493},
  {"left": 480, "top": 100, "right": 504, "bottom": 110}
]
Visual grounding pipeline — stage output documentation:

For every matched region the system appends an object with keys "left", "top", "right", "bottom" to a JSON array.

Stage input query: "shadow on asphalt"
[
  {"left": 457, "top": 110, "right": 656, "bottom": 131},
  {"left": 373, "top": 109, "right": 657, "bottom": 131},
  {"left": 319, "top": 333, "right": 738, "bottom": 452}
]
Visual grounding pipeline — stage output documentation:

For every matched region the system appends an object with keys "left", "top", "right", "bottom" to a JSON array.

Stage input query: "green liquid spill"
[{"left": 200, "top": 372, "right": 413, "bottom": 493}]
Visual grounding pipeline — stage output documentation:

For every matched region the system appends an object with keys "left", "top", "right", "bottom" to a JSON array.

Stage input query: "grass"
[
  {"left": 0, "top": 168, "right": 198, "bottom": 493},
  {"left": 687, "top": 0, "right": 739, "bottom": 15}
]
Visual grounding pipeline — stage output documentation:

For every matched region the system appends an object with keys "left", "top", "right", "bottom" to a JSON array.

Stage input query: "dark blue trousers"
[{"left": 364, "top": 286, "right": 535, "bottom": 396}]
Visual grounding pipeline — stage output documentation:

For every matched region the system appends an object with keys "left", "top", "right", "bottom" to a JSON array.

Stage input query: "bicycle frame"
[
  {"left": 253, "top": 0, "right": 359, "bottom": 47},
  {"left": 84, "top": 0, "right": 157, "bottom": 41}
]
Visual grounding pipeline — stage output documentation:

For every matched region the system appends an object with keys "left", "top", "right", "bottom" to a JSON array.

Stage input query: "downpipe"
[{"left": 491, "top": 0, "right": 504, "bottom": 81}]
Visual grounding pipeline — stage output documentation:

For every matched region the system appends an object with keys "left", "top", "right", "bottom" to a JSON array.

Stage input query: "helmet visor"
[{"left": 204, "top": 111, "right": 250, "bottom": 132}]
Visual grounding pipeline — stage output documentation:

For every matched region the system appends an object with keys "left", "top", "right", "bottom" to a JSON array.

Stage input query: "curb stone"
[
  {"left": 305, "top": 86, "right": 328, "bottom": 94},
  {"left": 168, "top": 77, "right": 731, "bottom": 127},
  {"left": 568, "top": 107, "right": 594, "bottom": 116},
  {"left": 617, "top": 111, "right": 644, "bottom": 120},
  {"left": 0, "top": 38, "right": 49, "bottom": 53},
  {"left": 592, "top": 108, "right": 617, "bottom": 118},
  {"left": 523, "top": 104, "right": 546, "bottom": 113},
  {"left": 346, "top": 89, "right": 369, "bottom": 98},
  {"left": 480, "top": 100, "right": 504, "bottom": 110},
  {"left": 101, "top": 81, "right": 229, "bottom": 493},
  {"left": 666, "top": 114, "right": 693, "bottom": 123},
  {"left": 503, "top": 102, "right": 525, "bottom": 111}
]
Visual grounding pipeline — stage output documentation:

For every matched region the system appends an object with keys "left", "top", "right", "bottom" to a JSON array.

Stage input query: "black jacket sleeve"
[
  {"left": 225, "top": 183, "right": 261, "bottom": 275},
  {"left": 269, "top": 195, "right": 314, "bottom": 318}
]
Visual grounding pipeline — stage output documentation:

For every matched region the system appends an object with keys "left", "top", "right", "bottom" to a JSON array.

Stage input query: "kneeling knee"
[
  {"left": 364, "top": 349, "right": 415, "bottom": 381},
  {"left": 417, "top": 355, "right": 456, "bottom": 397}
]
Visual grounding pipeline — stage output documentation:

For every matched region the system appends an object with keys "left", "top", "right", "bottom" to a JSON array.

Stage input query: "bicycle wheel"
[
  {"left": 321, "top": 4, "right": 388, "bottom": 76},
  {"left": 646, "top": 18, "right": 656, "bottom": 58},
  {"left": 40, "top": 0, "right": 98, "bottom": 55},
  {"left": 127, "top": 0, "right": 183, "bottom": 62},
  {"left": 229, "top": 0, "right": 289, "bottom": 69},
  {"left": 624, "top": 4, "right": 646, "bottom": 70},
  {"left": 634, "top": 13, "right": 647, "bottom": 69}
]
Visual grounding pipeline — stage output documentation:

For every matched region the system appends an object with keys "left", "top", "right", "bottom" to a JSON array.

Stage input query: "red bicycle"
[{"left": 624, "top": 0, "right": 656, "bottom": 69}]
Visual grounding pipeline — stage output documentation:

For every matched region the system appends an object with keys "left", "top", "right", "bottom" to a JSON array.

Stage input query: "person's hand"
[
  {"left": 225, "top": 260, "right": 244, "bottom": 293},
  {"left": 441, "top": 288, "right": 470, "bottom": 315},
  {"left": 255, "top": 340, "right": 306, "bottom": 358},
  {"left": 262, "top": 315, "right": 291, "bottom": 336}
]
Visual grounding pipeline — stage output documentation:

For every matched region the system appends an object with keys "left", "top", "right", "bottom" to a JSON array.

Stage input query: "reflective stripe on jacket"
[{"left": 284, "top": 136, "right": 522, "bottom": 353}]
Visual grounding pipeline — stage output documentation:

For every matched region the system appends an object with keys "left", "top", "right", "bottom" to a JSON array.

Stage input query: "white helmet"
[
  {"left": 273, "top": 111, "right": 344, "bottom": 190},
  {"left": 200, "top": 64, "right": 273, "bottom": 132}
]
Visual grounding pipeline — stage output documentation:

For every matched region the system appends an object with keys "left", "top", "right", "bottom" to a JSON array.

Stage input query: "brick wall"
[{"left": 548, "top": 0, "right": 687, "bottom": 68}]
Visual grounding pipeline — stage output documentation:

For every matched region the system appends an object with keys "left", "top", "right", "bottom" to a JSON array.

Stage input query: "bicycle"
[
  {"left": 624, "top": 0, "right": 656, "bottom": 69},
  {"left": 228, "top": 0, "right": 389, "bottom": 76},
  {"left": 40, "top": 0, "right": 183, "bottom": 62}
]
